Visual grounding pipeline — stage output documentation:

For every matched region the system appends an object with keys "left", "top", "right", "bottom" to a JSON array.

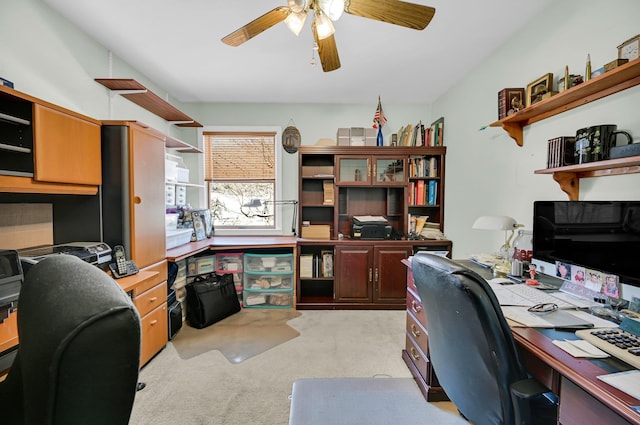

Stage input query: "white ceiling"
[{"left": 42, "top": 0, "right": 555, "bottom": 104}]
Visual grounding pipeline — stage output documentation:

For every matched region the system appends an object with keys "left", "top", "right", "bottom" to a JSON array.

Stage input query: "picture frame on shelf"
[{"left": 526, "top": 73, "right": 553, "bottom": 107}]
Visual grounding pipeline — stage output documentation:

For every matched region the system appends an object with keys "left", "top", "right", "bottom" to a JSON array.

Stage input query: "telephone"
[{"left": 109, "top": 245, "right": 139, "bottom": 278}]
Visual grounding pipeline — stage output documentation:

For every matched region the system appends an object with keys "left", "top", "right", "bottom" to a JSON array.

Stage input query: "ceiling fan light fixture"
[
  {"left": 288, "top": 0, "right": 311, "bottom": 14},
  {"left": 318, "top": 0, "right": 345, "bottom": 21},
  {"left": 314, "top": 12, "right": 335, "bottom": 40},
  {"left": 285, "top": 10, "right": 308, "bottom": 36}
]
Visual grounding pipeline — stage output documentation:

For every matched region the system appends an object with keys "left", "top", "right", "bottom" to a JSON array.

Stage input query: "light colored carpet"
[
  {"left": 129, "top": 310, "right": 464, "bottom": 425},
  {"left": 172, "top": 309, "right": 301, "bottom": 363},
  {"left": 289, "top": 378, "right": 470, "bottom": 425}
]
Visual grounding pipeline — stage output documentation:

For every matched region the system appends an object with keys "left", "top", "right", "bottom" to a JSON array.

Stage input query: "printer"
[
  {"left": 18, "top": 242, "right": 112, "bottom": 273},
  {"left": 352, "top": 216, "right": 392, "bottom": 240},
  {"left": 0, "top": 249, "right": 23, "bottom": 321}
]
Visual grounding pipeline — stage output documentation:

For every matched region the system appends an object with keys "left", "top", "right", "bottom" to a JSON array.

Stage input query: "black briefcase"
[{"left": 185, "top": 273, "right": 240, "bottom": 329}]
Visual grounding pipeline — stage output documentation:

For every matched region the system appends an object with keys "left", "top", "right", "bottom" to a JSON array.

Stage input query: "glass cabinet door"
[
  {"left": 373, "top": 157, "right": 406, "bottom": 185},
  {"left": 336, "top": 156, "right": 370, "bottom": 185}
]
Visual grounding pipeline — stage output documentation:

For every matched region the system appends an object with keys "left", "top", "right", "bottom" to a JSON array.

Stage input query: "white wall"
[
  {"left": 3, "top": 0, "right": 639, "bottom": 253},
  {"left": 433, "top": 0, "right": 640, "bottom": 260}
]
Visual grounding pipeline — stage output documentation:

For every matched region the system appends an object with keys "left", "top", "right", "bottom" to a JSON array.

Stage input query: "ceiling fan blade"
[
  {"left": 344, "top": 0, "right": 435, "bottom": 30},
  {"left": 312, "top": 22, "right": 341, "bottom": 72},
  {"left": 222, "top": 6, "right": 290, "bottom": 46}
]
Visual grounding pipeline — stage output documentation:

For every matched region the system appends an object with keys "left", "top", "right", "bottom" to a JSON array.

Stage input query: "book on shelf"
[
  {"left": 427, "top": 180, "right": 437, "bottom": 205},
  {"left": 428, "top": 157, "right": 437, "bottom": 177},
  {"left": 300, "top": 254, "right": 314, "bottom": 278},
  {"left": 415, "top": 215, "right": 428, "bottom": 234},
  {"left": 429, "top": 117, "right": 445, "bottom": 146},
  {"left": 321, "top": 250, "right": 333, "bottom": 278},
  {"left": 322, "top": 180, "right": 334, "bottom": 205},
  {"left": 498, "top": 88, "right": 525, "bottom": 120},
  {"left": 416, "top": 180, "right": 425, "bottom": 205}
]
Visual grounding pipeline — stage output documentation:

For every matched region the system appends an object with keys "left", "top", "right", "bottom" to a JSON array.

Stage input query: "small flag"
[{"left": 373, "top": 96, "right": 387, "bottom": 129}]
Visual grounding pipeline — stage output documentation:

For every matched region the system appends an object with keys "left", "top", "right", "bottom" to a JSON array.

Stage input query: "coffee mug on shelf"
[{"left": 575, "top": 125, "right": 632, "bottom": 163}]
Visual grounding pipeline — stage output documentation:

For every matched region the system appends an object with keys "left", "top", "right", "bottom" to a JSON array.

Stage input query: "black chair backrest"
[
  {"left": 0, "top": 255, "right": 141, "bottom": 425},
  {"left": 411, "top": 253, "right": 529, "bottom": 425}
]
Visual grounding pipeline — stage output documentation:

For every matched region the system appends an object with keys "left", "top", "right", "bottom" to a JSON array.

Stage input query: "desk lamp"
[
  {"left": 472, "top": 215, "right": 522, "bottom": 274},
  {"left": 243, "top": 198, "right": 299, "bottom": 235}
]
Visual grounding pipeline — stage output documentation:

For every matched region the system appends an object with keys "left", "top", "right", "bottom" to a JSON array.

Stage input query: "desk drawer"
[
  {"left": 134, "top": 281, "right": 167, "bottom": 317},
  {"left": 140, "top": 303, "right": 168, "bottom": 366},
  {"left": 406, "top": 288, "right": 427, "bottom": 330},
  {"left": 406, "top": 311, "right": 429, "bottom": 355},
  {"left": 405, "top": 332, "right": 430, "bottom": 382}
]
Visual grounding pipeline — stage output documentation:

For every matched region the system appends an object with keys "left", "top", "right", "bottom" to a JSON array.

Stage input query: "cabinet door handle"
[
  {"left": 368, "top": 268, "right": 372, "bottom": 283},
  {"left": 150, "top": 319, "right": 158, "bottom": 326},
  {"left": 133, "top": 196, "right": 142, "bottom": 204},
  {"left": 411, "top": 300, "right": 422, "bottom": 314},
  {"left": 410, "top": 323, "right": 421, "bottom": 338},
  {"left": 367, "top": 160, "right": 372, "bottom": 178},
  {"left": 374, "top": 268, "right": 379, "bottom": 283},
  {"left": 410, "top": 347, "right": 421, "bottom": 362},
  {"left": 149, "top": 297, "right": 158, "bottom": 302}
]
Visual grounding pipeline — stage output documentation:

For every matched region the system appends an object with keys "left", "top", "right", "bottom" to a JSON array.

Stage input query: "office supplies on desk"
[
  {"left": 552, "top": 339, "right": 609, "bottom": 358},
  {"left": 597, "top": 370, "right": 640, "bottom": 400},
  {"left": 576, "top": 317, "right": 640, "bottom": 369},
  {"left": 488, "top": 280, "right": 579, "bottom": 309},
  {"left": 502, "top": 306, "right": 594, "bottom": 328}
]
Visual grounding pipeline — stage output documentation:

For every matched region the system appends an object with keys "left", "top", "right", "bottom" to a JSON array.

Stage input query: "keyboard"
[
  {"left": 575, "top": 318, "right": 640, "bottom": 369},
  {"left": 502, "top": 284, "right": 578, "bottom": 309}
]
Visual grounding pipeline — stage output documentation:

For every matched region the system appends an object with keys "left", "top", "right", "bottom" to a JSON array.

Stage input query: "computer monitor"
[{"left": 532, "top": 201, "right": 640, "bottom": 300}]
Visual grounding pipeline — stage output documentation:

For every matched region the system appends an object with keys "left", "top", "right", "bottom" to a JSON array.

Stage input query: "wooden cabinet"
[
  {"left": 33, "top": 104, "right": 101, "bottom": 185},
  {"left": 117, "top": 270, "right": 168, "bottom": 367},
  {"left": 401, "top": 261, "right": 448, "bottom": 401},
  {"left": 102, "top": 121, "right": 169, "bottom": 364},
  {"left": 489, "top": 58, "right": 640, "bottom": 200},
  {"left": 297, "top": 146, "right": 450, "bottom": 310},
  {"left": 0, "top": 85, "right": 101, "bottom": 195},
  {"left": 334, "top": 244, "right": 411, "bottom": 305}
]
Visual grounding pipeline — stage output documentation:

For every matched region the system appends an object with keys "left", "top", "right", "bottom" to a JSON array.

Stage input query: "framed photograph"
[
  {"left": 191, "top": 209, "right": 214, "bottom": 240},
  {"left": 526, "top": 73, "right": 553, "bottom": 107}
]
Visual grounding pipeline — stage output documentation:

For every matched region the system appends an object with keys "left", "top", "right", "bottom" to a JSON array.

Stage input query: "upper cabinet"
[
  {"left": 490, "top": 58, "right": 640, "bottom": 146},
  {"left": 0, "top": 85, "right": 102, "bottom": 195}
]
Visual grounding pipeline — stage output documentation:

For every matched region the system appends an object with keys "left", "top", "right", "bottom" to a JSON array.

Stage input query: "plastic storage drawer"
[
  {"left": 244, "top": 253, "right": 293, "bottom": 273},
  {"left": 243, "top": 287, "right": 293, "bottom": 308},
  {"left": 187, "top": 255, "right": 216, "bottom": 276}
]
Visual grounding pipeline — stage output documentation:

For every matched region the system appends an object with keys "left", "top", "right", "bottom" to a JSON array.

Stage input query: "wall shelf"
[
  {"left": 534, "top": 155, "right": 640, "bottom": 200},
  {"left": 490, "top": 58, "right": 640, "bottom": 146},
  {"left": 95, "top": 78, "right": 202, "bottom": 127},
  {"left": 166, "top": 134, "right": 202, "bottom": 153}
]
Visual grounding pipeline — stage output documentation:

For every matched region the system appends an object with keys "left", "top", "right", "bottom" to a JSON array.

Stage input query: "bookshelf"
[{"left": 297, "top": 145, "right": 451, "bottom": 309}]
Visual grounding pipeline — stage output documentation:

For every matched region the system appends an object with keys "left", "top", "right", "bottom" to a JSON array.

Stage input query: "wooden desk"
[
  {"left": 404, "top": 259, "right": 640, "bottom": 425},
  {"left": 166, "top": 236, "right": 298, "bottom": 261}
]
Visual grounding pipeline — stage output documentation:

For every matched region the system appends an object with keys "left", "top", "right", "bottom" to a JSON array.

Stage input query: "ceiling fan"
[{"left": 221, "top": 0, "right": 436, "bottom": 72}]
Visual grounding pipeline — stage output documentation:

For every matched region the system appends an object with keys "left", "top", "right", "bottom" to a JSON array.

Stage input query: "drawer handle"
[
  {"left": 410, "top": 323, "right": 421, "bottom": 338},
  {"left": 410, "top": 347, "right": 421, "bottom": 362},
  {"left": 149, "top": 297, "right": 158, "bottom": 302},
  {"left": 411, "top": 300, "right": 422, "bottom": 314},
  {"left": 150, "top": 320, "right": 158, "bottom": 326}
]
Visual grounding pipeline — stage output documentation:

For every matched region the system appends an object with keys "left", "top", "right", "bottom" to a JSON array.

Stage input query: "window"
[{"left": 203, "top": 128, "right": 282, "bottom": 233}]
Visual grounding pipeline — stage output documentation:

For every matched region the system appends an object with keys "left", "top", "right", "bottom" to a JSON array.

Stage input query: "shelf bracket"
[
  {"left": 112, "top": 89, "right": 148, "bottom": 95},
  {"left": 500, "top": 122, "right": 523, "bottom": 147},
  {"left": 553, "top": 172, "right": 579, "bottom": 201},
  {"left": 168, "top": 120, "right": 195, "bottom": 126}
]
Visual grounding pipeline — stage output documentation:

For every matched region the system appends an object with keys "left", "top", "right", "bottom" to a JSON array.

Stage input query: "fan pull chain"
[{"left": 310, "top": 41, "right": 318, "bottom": 66}]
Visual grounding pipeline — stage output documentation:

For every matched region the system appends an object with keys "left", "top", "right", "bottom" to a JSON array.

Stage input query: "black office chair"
[
  {"left": 411, "top": 253, "right": 558, "bottom": 425},
  {"left": 0, "top": 255, "right": 142, "bottom": 425}
]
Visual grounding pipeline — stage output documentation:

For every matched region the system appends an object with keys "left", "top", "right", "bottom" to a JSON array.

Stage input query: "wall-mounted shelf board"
[
  {"left": 95, "top": 78, "right": 202, "bottom": 127},
  {"left": 166, "top": 134, "right": 202, "bottom": 153},
  {"left": 534, "top": 155, "right": 640, "bottom": 200},
  {"left": 490, "top": 58, "right": 640, "bottom": 146}
]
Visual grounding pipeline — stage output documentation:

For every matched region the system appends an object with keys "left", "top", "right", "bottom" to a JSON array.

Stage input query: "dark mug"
[{"left": 575, "top": 125, "right": 632, "bottom": 163}]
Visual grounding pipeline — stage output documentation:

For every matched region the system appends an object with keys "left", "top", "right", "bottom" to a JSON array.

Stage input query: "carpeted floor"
[
  {"left": 171, "top": 309, "right": 301, "bottom": 363},
  {"left": 289, "top": 377, "right": 470, "bottom": 425},
  {"left": 129, "top": 310, "right": 465, "bottom": 425}
]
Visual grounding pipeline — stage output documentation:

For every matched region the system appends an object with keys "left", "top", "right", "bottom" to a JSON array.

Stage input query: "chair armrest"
[{"left": 510, "top": 378, "right": 558, "bottom": 425}]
